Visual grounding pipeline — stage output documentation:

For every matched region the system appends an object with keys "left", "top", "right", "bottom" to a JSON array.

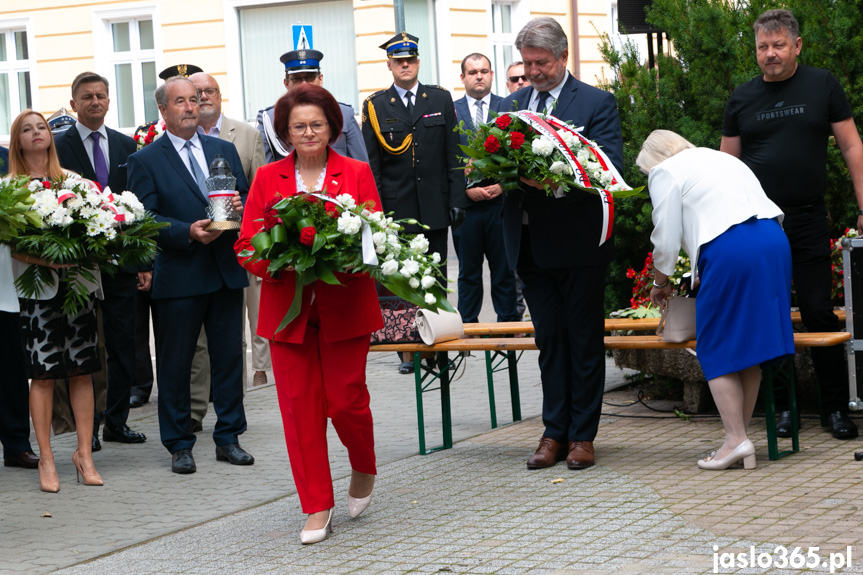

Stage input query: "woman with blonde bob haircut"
[{"left": 639, "top": 129, "right": 795, "bottom": 471}]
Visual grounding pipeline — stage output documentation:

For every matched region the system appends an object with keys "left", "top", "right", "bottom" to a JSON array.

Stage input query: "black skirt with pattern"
[{"left": 17, "top": 282, "right": 100, "bottom": 380}]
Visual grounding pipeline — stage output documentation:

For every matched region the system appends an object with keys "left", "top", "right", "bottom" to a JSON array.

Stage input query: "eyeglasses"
[
  {"left": 289, "top": 122, "right": 329, "bottom": 135},
  {"left": 199, "top": 88, "right": 220, "bottom": 97},
  {"left": 507, "top": 75, "right": 527, "bottom": 83},
  {"left": 287, "top": 74, "right": 320, "bottom": 85}
]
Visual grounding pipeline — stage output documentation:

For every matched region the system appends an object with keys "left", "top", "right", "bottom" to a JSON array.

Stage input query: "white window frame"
[
  {"left": 0, "top": 17, "right": 37, "bottom": 137},
  {"left": 488, "top": 0, "right": 528, "bottom": 95},
  {"left": 92, "top": 4, "right": 161, "bottom": 131}
]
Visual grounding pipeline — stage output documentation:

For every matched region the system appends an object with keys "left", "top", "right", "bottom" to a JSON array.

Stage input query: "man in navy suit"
[
  {"left": 501, "top": 17, "right": 623, "bottom": 471},
  {"left": 127, "top": 76, "right": 253, "bottom": 474},
  {"left": 54, "top": 71, "right": 148, "bottom": 447},
  {"left": 453, "top": 53, "right": 519, "bottom": 324}
]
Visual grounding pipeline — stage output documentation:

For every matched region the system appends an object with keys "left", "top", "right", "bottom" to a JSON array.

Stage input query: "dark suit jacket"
[
  {"left": 127, "top": 133, "right": 250, "bottom": 300},
  {"left": 361, "top": 83, "right": 469, "bottom": 231},
  {"left": 54, "top": 125, "right": 136, "bottom": 194},
  {"left": 501, "top": 74, "right": 623, "bottom": 270},
  {"left": 454, "top": 94, "right": 505, "bottom": 203},
  {"left": 0, "top": 146, "right": 8, "bottom": 176}
]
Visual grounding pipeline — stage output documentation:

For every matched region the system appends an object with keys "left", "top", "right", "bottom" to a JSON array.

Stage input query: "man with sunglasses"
[
  {"left": 256, "top": 49, "right": 367, "bottom": 164},
  {"left": 505, "top": 62, "right": 528, "bottom": 94}
]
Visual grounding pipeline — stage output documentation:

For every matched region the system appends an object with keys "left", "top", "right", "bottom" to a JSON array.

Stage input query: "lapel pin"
[
  {"left": 390, "top": 97, "right": 396, "bottom": 103},
  {"left": 422, "top": 93, "right": 427, "bottom": 98}
]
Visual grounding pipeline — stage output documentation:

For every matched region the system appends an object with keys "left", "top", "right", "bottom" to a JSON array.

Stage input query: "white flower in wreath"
[
  {"left": 431, "top": 252, "right": 441, "bottom": 264},
  {"left": 336, "top": 212, "right": 362, "bottom": 235},
  {"left": 334, "top": 193, "right": 357, "bottom": 210},
  {"left": 549, "top": 161, "right": 572, "bottom": 176},
  {"left": 576, "top": 148, "right": 591, "bottom": 165},
  {"left": 424, "top": 293, "right": 437, "bottom": 305},
  {"left": 381, "top": 259, "right": 399, "bottom": 276},
  {"left": 421, "top": 275, "right": 435, "bottom": 289},
  {"left": 372, "top": 231, "right": 387, "bottom": 246},
  {"left": 400, "top": 258, "right": 420, "bottom": 278},
  {"left": 531, "top": 136, "right": 555, "bottom": 157},
  {"left": 27, "top": 180, "right": 44, "bottom": 192},
  {"left": 409, "top": 234, "right": 430, "bottom": 254},
  {"left": 600, "top": 170, "right": 613, "bottom": 186},
  {"left": 409, "top": 277, "right": 420, "bottom": 289},
  {"left": 49, "top": 206, "right": 72, "bottom": 227}
]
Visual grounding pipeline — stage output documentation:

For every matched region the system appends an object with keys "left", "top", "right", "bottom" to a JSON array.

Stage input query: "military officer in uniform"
[
  {"left": 361, "top": 32, "right": 467, "bottom": 262},
  {"left": 256, "top": 49, "right": 367, "bottom": 163}
]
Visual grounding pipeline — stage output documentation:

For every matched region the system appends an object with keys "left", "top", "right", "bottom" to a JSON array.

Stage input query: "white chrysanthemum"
[
  {"left": 400, "top": 258, "right": 420, "bottom": 278},
  {"left": 118, "top": 191, "right": 144, "bottom": 212},
  {"left": 409, "top": 234, "right": 430, "bottom": 254},
  {"left": 381, "top": 260, "right": 399, "bottom": 276},
  {"left": 576, "top": 148, "right": 591, "bottom": 164},
  {"left": 558, "top": 130, "right": 578, "bottom": 150},
  {"left": 28, "top": 180, "right": 43, "bottom": 192},
  {"left": 424, "top": 293, "right": 436, "bottom": 305},
  {"left": 431, "top": 252, "right": 441, "bottom": 264},
  {"left": 600, "top": 171, "right": 613, "bottom": 186},
  {"left": 531, "top": 136, "right": 555, "bottom": 157},
  {"left": 84, "top": 191, "right": 102, "bottom": 207},
  {"left": 420, "top": 275, "right": 435, "bottom": 289},
  {"left": 49, "top": 207, "right": 70, "bottom": 226},
  {"left": 335, "top": 194, "right": 357, "bottom": 210},
  {"left": 409, "top": 277, "right": 420, "bottom": 289},
  {"left": 586, "top": 161, "right": 601, "bottom": 173},
  {"left": 549, "top": 161, "right": 571, "bottom": 176},
  {"left": 336, "top": 212, "right": 362, "bottom": 235}
]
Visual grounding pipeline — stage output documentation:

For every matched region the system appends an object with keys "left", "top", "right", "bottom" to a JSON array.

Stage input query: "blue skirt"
[{"left": 695, "top": 217, "right": 795, "bottom": 380}]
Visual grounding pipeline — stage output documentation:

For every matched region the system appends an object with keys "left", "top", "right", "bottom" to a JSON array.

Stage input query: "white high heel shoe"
[
  {"left": 299, "top": 508, "right": 333, "bottom": 545},
  {"left": 697, "top": 439, "right": 756, "bottom": 470},
  {"left": 348, "top": 493, "right": 372, "bottom": 518}
]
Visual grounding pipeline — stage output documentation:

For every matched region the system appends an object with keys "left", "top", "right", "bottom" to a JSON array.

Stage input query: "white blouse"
[{"left": 649, "top": 147, "right": 784, "bottom": 283}]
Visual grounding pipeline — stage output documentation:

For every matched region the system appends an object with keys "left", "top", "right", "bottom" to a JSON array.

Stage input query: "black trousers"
[
  {"left": 452, "top": 200, "right": 520, "bottom": 323},
  {"left": 0, "top": 311, "right": 33, "bottom": 458},
  {"left": 130, "top": 289, "right": 155, "bottom": 400},
  {"left": 98, "top": 271, "right": 139, "bottom": 429},
  {"left": 516, "top": 229, "right": 606, "bottom": 441},
  {"left": 776, "top": 206, "right": 848, "bottom": 413}
]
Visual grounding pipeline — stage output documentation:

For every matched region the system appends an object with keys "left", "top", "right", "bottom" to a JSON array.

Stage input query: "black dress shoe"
[
  {"left": 827, "top": 411, "right": 859, "bottom": 440},
  {"left": 188, "top": 419, "right": 203, "bottom": 433},
  {"left": 171, "top": 449, "right": 196, "bottom": 474},
  {"left": 103, "top": 424, "right": 147, "bottom": 444},
  {"left": 92, "top": 434, "right": 102, "bottom": 452},
  {"left": 775, "top": 410, "right": 800, "bottom": 438},
  {"left": 129, "top": 395, "right": 147, "bottom": 408},
  {"left": 398, "top": 361, "right": 414, "bottom": 374},
  {"left": 215, "top": 443, "right": 255, "bottom": 465},
  {"left": 4, "top": 450, "right": 40, "bottom": 469}
]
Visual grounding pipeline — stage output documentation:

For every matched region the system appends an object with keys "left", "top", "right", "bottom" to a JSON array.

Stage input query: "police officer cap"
[
  {"left": 280, "top": 49, "right": 324, "bottom": 74},
  {"left": 47, "top": 108, "right": 76, "bottom": 134},
  {"left": 158, "top": 64, "right": 203, "bottom": 80},
  {"left": 380, "top": 32, "right": 419, "bottom": 58}
]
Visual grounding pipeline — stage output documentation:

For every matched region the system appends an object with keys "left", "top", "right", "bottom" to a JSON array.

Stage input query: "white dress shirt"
[
  {"left": 196, "top": 114, "right": 223, "bottom": 138},
  {"left": 465, "top": 94, "right": 492, "bottom": 126},
  {"left": 528, "top": 71, "right": 569, "bottom": 113},
  {"left": 74, "top": 121, "right": 110, "bottom": 173},
  {"left": 393, "top": 83, "right": 419, "bottom": 110},
  {"left": 649, "top": 147, "right": 784, "bottom": 283},
  {"left": 165, "top": 130, "right": 210, "bottom": 179}
]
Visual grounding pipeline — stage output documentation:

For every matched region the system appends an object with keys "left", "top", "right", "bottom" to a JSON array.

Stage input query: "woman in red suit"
[{"left": 235, "top": 84, "right": 383, "bottom": 544}]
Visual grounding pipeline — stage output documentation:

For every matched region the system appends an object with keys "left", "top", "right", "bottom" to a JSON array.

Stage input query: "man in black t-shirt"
[{"left": 721, "top": 9, "right": 863, "bottom": 440}]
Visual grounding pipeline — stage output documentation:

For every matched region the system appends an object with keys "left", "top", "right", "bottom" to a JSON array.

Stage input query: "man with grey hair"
[
  {"left": 128, "top": 76, "right": 254, "bottom": 473},
  {"left": 721, "top": 8, "right": 863, "bottom": 440},
  {"left": 505, "top": 61, "right": 528, "bottom": 94},
  {"left": 499, "top": 17, "right": 623, "bottom": 470}
]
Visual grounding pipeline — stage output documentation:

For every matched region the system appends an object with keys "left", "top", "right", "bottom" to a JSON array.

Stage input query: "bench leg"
[
  {"left": 413, "top": 352, "right": 426, "bottom": 455},
  {"left": 762, "top": 361, "right": 799, "bottom": 460},
  {"left": 484, "top": 351, "right": 498, "bottom": 429},
  {"left": 439, "top": 352, "right": 452, "bottom": 450}
]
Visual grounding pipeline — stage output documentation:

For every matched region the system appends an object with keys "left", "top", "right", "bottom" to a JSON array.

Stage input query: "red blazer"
[{"left": 235, "top": 148, "right": 384, "bottom": 344}]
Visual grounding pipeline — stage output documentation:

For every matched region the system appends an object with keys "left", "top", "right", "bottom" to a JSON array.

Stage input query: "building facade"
[{"left": 1, "top": 0, "right": 635, "bottom": 141}]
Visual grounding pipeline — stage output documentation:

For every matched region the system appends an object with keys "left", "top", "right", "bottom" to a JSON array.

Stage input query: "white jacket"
[{"left": 649, "top": 147, "right": 784, "bottom": 283}]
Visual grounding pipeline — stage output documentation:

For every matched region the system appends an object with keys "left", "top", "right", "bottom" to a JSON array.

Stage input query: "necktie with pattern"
[
  {"left": 184, "top": 140, "right": 208, "bottom": 198},
  {"left": 90, "top": 132, "right": 109, "bottom": 189},
  {"left": 474, "top": 99, "right": 485, "bottom": 128}
]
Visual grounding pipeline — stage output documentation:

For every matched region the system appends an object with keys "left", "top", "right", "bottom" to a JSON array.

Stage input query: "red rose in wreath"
[
  {"left": 299, "top": 226, "right": 317, "bottom": 246},
  {"left": 484, "top": 135, "right": 500, "bottom": 153}
]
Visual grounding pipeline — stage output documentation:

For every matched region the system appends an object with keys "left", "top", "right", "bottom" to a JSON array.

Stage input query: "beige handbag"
[
  {"left": 656, "top": 294, "right": 696, "bottom": 343},
  {"left": 415, "top": 308, "right": 464, "bottom": 345}
]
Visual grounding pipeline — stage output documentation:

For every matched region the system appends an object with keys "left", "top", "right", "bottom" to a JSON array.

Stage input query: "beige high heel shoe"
[
  {"left": 347, "top": 472, "right": 374, "bottom": 518},
  {"left": 38, "top": 459, "right": 60, "bottom": 493},
  {"left": 697, "top": 439, "right": 756, "bottom": 470},
  {"left": 300, "top": 508, "right": 334, "bottom": 545},
  {"left": 72, "top": 450, "right": 104, "bottom": 486}
]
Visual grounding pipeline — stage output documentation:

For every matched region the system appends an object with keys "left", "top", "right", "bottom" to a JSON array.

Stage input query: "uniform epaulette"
[
  {"left": 257, "top": 105, "right": 275, "bottom": 115},
  {"left": 426, "top": 85, "right": 449, "bottom": 92},
  {"left": 365, "top": 89, "right": 387, "bottom": 102}
]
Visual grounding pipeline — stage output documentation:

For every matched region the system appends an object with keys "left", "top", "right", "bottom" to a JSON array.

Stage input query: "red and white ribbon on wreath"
[{"left": 506, "top": 111, "right": 622, "bottom": 247}]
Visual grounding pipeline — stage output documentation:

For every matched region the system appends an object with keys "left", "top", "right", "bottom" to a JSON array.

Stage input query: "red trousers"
[{"left": 269, "top": 305, "right": 376, "bottom": 513}]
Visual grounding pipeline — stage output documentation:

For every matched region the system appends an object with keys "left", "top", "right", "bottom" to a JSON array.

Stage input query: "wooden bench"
[{"left": 371, "top": 319, "right": 850, "bottom": 459}]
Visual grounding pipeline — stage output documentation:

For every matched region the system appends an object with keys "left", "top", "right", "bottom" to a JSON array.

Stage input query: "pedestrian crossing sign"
[{"left": 293, "top": 25, "right": 313, "bottom": 50}]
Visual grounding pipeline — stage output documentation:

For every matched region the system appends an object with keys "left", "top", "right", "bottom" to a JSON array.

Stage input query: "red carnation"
[
  {"left": 134, "top": 134, "right": 141, "bottom": 143},
  {"left": 303, "top": 194, "right": 319, "bottom": 203},
  {"left": 484, "top": 135, "right": 500, "bottom": 153},
  {"left": 509, "top": 131, "right": 525, "bottom": 149},
  {"left": 299, "top": 226, "right": 317, "bottom": 246},
  {"left": 495, "top": 115, "right": 512, "bottom": 129},
  {"left": 144, "top": 134, "right": 153, "bottom": 144},
  {"left": 147, "top": 125, "right": 156, "bottom": 135},
  {"left": 42, "top": 180, "right": 52, "bottom": 189},
  {"left": 325, "top": 202, "right": 340, "bottom": 218}
]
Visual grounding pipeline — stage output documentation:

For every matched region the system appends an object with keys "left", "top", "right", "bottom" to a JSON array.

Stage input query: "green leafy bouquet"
[
  {"left": 458, "top": 111, "right": 645, "bottom": 199},
  {"left": 238, "top": 191, "right": 454, "bottom": 332},
  {"left": 0, "top": 176, "right": 43, "bottom": 242},
  {"left": 5, "top": 174, "right": 166, "bottom": 314}
]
